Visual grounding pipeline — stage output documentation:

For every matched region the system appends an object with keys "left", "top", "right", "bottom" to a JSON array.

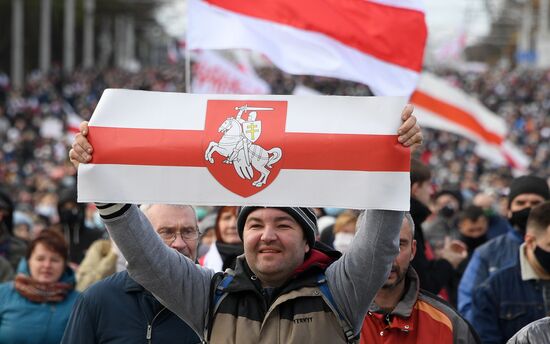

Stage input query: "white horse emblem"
[{"left": 205, "top": 105, "right": 282, "bottom": 187}]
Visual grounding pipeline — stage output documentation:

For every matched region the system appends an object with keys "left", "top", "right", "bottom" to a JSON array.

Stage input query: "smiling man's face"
[{"left": 243, "top": 208, "right": 310, "bottom": 288}]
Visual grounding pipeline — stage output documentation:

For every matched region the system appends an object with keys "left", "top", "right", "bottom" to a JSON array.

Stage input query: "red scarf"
[{"left": 14, "top": 273, "right": 73, "bottom": 303}]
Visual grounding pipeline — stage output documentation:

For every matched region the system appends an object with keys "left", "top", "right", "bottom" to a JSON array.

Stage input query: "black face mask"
[
  {"left": 459, "top": 234, "right": 487, "bottom": 251},
  {"left": 439, "top": 205, "right": 456, "bottom": 219},
  {"left": 509, "top": 208, "right": 531, "bottom": 235},
  {"left": 534, "top": 246, "right": 550, "bottom": 274}
]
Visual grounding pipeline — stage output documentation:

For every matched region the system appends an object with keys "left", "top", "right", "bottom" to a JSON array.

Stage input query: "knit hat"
[
  {"left": 237, "top": 207, "right": 317, "bottom": 248},
  {"left": 508, "top": 175, "right": 550, "bottom": 207}
]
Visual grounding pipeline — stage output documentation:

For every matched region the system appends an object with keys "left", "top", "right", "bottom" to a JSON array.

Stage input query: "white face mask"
[{"left": 333, "top": 232, "right": 355, "bottom": 254}]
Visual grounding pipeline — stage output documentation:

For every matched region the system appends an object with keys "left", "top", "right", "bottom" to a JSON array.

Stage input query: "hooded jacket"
[
  {"left": 0, "top": 260, "right": 79, "bottom": 344},
  {"left": 207, "top": 246, "right": 348, "bottom": 343},
  {"left": 361, "top": 267, "right": 480, "bottom": 344}
]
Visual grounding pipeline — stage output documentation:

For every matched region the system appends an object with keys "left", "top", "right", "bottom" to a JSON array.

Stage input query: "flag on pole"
[
  {"left": 192, "top": 51, "right": 271, "bottom": 94},
  {"left": 187, "top": 0, "right": 427, "bottom": 96},
  {"left": 78, "top": 89, "right": 410, "bottom": 210},
  {"left": 411, "top": 72, "right": 530, "bottom": 172}
]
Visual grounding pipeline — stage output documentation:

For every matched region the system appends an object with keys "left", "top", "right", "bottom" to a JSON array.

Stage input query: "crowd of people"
[{"left": 0, "top": 64, "right": 549, "bottom": 343}]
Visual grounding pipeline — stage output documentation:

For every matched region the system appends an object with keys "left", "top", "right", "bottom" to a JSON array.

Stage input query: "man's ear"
[
  {"left": 524, "top": 233, "right": 536, "bottom": 249},
  {"left": 305, "top": 242, "right": 310, "bottom": 254},
  {"left": 410, "top": 239, "right": 417, "bottom": 261},
  {"left": 411, "top": 182, "right": 419, "bottom": 198}
]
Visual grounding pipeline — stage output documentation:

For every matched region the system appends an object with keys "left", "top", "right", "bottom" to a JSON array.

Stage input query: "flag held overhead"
[{"left": 78, "top": 89, "right": 410, "bottom": 210}]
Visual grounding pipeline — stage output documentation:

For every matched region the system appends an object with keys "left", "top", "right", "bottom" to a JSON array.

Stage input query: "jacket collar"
[
  {"left": 123, "top": 271, "right": 145, "bottom": 293},
  {"left": 226, "top": 246, "right": 340, "bottom": 294},
  {"left": 368, "top": 267, "right": 419, "bottom": 332}
]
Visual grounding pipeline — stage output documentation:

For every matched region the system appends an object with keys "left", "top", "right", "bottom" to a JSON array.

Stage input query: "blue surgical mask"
[{"left": 324, "top": 208, "right": 345, "bottom": 217}]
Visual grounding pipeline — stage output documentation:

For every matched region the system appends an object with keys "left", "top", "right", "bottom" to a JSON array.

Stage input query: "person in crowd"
[
  {"left": 75, "top": 238, "right": 118, "bottom": 291},
  {"left": 424, "top": 188, "right": 464, "bottom": 251},
  {"left": 61, "top": 204, "right": 200, "bottom": 343},
  {"left": 472, "top": 192, "right": 511, "bottom": 239},
  {"left": 0, "top": 230, "right": 79, "bottom": 343},
  {"left": 361, "top": 214, "right": 480, "bottom": 344},
  {"left": 69, "top": 105, "right": 422, "bottom": 343},
  {"left": 332, "top": 210, "right": 358, "bottom": 254},
  {"left": 56, "top": 187, "right": 105, "bottom": 266},
  {"left": 506, "top": 317, "right": 550, "bottom": 344},
  {"left": 197, "top": 212, "right": 217, "bottom": 258},
  {"left": 319, "top": 208, "right": 346, "bottom": 248},
  {"left": 199, "top": 206, "right": 244, "bottom": 271},
  {"left": 470, "top": 201, "right": 550, "bottom": 344},
  {"left": 458, "top": 175, "right": 550, "bottom": 320},
  {"left": 0, "top": 189, "right": 27, "bottom": 273},
  {"left": 409, "top": 159, "right": 467, "bottom": 296},
  {"left": 457, "top": 205, "right": 490, "bottom": 258}
]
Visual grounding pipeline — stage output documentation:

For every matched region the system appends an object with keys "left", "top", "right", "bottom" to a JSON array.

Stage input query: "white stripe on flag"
[
  {"left": 187, "top": 0, "right": 421, "bottom": 96},
  {"left": 79, "top": 165, "right": 410, "bottom": 210}
]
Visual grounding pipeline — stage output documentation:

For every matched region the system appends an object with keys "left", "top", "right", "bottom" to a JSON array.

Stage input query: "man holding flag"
[{"left": 69, "top": 104, "right": 421, "bottom": 342}]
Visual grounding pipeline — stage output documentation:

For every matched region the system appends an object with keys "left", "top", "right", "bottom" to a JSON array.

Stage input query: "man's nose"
[
  {"left": 171, "top": 234, "right": 187, "bottom": 250},
  {"left": 260, "top": 225, "right": 277, "bottom": 242}
]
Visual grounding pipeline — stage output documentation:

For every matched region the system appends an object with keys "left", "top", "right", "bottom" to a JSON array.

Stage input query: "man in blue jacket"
[
  {"left": 470, "top": 201, "right": 550, "bottom": 344},
  {"left": 61, "top": 204, "right": 201, "bottom": 344},
  {"left": 458, "top": 175, "right": 550, "bottom": 321}
]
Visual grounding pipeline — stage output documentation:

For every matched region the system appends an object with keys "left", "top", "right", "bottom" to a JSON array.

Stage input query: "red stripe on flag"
[
  {"left": 88, "top": 127, "right": 409, "bottom": 172},
  {"left": 88, "top": 127, "right": 205, "bottom": 167},
  {"left": 284, "top": 133, "right": 409, "bottom": 171},
  {"left": 411, "top": 90, "right": 503, "bottom": 145},
  {"left": 205, "top": 0, "right": 426, "bottom": 72}
]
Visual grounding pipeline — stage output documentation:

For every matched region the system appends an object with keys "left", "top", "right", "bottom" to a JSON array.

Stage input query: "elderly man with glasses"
[{"left": 61, "top": 204, "right": 201, "bottom": 344}]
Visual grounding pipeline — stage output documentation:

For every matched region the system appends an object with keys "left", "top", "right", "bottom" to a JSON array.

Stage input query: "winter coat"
[
  {"left": 62, "top": 270, "right": 200, "bottom": 344},
  {"left": 507, "top": 317, "right": 550, "bottom": 344},
  {"left": 76, "top": 239, "right": 117, "bottom": 291},
  {"left": 361, "top": 267, "right": 480, "bottom": 344},
  {"left": 458, "top": 229, "right": 523, "bottom": 321},
  {"left": 0, "top": 260, "right": 79, "bottom": 344}
]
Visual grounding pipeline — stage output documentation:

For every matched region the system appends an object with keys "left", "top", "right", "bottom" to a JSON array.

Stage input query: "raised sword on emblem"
[{"left": 205, "top": 105, "right": 283, "bottom": 187}]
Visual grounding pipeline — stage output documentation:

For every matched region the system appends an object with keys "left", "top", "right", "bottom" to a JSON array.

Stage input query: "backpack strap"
[
  {"left": 317, "top": 273, "right": 358, "bottom": 344},
  {"left": 205, "top": 272, "right": 234, "bottom": 341}
]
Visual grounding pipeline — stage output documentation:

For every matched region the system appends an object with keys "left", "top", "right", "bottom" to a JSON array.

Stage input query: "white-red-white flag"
[
  {"left": 411, "top": 72, "right": 530, "bottom": 172},
  {"left": 187, "top": 0, "right": 427, "bottom": 96},
  {"left": 192, "top": 51, "right": 271, "bottom": 94},
  {"left": 78, "top": 89, "right": 410, "bottom": 210}
]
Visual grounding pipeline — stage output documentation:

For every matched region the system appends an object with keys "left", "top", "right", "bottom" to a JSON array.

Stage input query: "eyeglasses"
[{"left": 158, "top": 228, "right": 199, "bottom": 243}]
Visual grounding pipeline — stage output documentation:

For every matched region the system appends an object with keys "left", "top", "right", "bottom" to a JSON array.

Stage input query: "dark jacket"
[
  {"left": 458, "top": 229, "right": 523, "bottom": 321},
  {"left": 470, "top": 261, "right": 545, "bottom": 344},
  {"left": 361, "top": 267, "right": 480, "bottom": 344},
  {"left": 61, "top": 270, "right": 200, "bottom": 344},
  {"left": 410, "top": 198, "right": 454, "bottom": 295}
]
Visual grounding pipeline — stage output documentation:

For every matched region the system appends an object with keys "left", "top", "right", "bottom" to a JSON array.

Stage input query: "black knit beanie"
[
  {"left": 237, "top": 207, "right": 317, "bottom": 248},
  {"left": 508, "top": 175, "right": 550, "bottom": 207}
]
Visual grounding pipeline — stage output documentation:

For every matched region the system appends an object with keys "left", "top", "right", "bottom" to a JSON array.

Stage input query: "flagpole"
[{"left": 185, "top": 43, "right": 191, "bottom": 93}]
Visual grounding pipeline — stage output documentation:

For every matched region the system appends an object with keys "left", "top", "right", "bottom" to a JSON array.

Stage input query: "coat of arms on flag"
[{"left": 204, "top": 100, "right": 286, "bottom": 197}]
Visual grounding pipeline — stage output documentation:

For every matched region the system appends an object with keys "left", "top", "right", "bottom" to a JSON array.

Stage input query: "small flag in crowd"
[
  {"left": 187, "top": 0, "right": 427, "bottom": 96},
  {"left": 192, "top": 51, "right": 271, "bottom": 94},
  {"left": 411, "top": 72, "right": 530, "bottom": 172},
  {"left": 78, "top": 89, "right": 410, "bottom": 210}
]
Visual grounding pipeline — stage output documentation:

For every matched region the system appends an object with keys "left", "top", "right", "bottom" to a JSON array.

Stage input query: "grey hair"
[
  {"left": 139, "top": 204, "right": 198, "bottom": 226},
  {"left": 404, "top": 212, "right": 415, "bottom": 238}
]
